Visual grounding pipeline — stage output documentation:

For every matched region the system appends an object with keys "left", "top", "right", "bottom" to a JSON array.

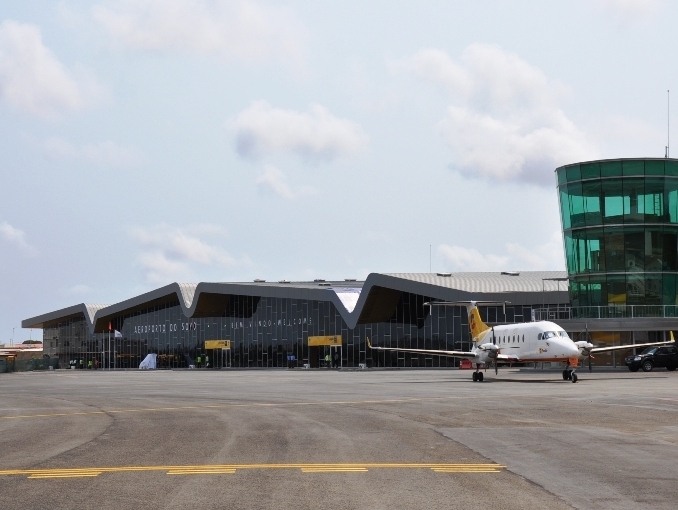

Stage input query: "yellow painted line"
[
  {"left": 29, "top": 472, "right": 101, "bottom": 479},
  {"left": 302, "top": 468, "right": 368, "bottom": 473},
  {"left": 167, "top": 470, "right": 235, "bottom": 475},
  {"left": 0, "top": 463, "right": 505, "bottom": 478},
  {"left": 0, "top": 396, "right": 463, "bottom": 421},
  {"left": 432, "top": 468, "right": 502, "bottom": 473}
]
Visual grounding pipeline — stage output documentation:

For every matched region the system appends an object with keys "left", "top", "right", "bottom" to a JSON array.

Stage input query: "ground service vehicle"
[{"left": 625, "top": 345, "right": 678, "bottom": 372}]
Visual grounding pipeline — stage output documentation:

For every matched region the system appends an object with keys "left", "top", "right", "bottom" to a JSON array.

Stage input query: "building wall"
[
  {"left": 557, "top": 158, "right": 678, "bottom": 309},
  {"left": 43, "top": 294, "right": 544, "bottom": 369}
]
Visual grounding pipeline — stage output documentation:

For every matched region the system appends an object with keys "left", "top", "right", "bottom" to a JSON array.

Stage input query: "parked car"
[{"left": 625, "top": 345, "right": 678, "bottom": 372}]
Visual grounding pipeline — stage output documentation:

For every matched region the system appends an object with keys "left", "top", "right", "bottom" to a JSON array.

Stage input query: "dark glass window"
[
  {"left": 623, "top": 160, "right": 644, "bottom": 176},
  {"left": 581, "top": 162, "right": 600, "bottom": 180},
  {"left": 566, "top": 164, "right": 581, "bottom": 182},
  {"left": 600, "top": 160, "right": 622, "bottom": 177}
]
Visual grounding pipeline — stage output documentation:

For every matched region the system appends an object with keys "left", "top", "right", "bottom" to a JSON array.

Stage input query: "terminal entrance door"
[
  {"left": 308, "top": 335, "right": 342, "bottom": 368},
  {"left": 204, "top": 340, "right": 231, "bottom": 368},
  {"left": 330, "top": 345, "right": 342, "bottom": 368}
]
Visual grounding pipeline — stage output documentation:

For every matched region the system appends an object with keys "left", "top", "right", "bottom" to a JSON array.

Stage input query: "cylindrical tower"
[{"left": 556, "top": 158, "right": 678, "bottom": 312}]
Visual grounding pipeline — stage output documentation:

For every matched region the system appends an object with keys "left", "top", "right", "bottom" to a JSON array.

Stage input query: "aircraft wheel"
[
  {"left": 478, "top": 372, "right": 484, "bottom": 382},
  {"left": 472, "top": 372, "right": 478, "bottom": 382},
  {"left": 562, "top": 369, "right": 568, "bottom": 380},
  {"left": 571, "top": 372, "right": 578, "bottom": 383}
]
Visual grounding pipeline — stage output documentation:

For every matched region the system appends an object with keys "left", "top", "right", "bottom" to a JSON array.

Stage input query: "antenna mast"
[{"left": 667, "top": 90, "right": 670, "bottom": 158}]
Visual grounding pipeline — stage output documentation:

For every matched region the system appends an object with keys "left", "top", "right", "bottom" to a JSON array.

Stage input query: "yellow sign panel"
[
  {"left": 308, "top": 335, "right": 342, "bottom": 346},
  {"left": 205, "top": 340, "right": 231, "bottom": 349}
]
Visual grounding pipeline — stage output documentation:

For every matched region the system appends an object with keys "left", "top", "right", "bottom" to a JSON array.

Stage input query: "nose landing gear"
[
  {"left": 562, "top": 367, "right": 578, "bottom": 383},
  {"left": 472, "top": 366, "right": 484, "bottom": 382}
]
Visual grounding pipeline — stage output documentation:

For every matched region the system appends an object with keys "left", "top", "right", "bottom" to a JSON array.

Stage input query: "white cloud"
[
  {"left": 130, "top": 224, "right": 250, "bottom": 284},
  {"left": 439, "top": 232, "right": 565, "bottom": 272},
  {"left": 0, "top": 221, "right": 37, "bottom": 255},
  {"left": 255, "top": 165, "right": 315, "bottom": 200},
  {"left": 66, "top": 284, "right": 92, "bottom": 295},
  {"left": 43, "top": 137, "right": 143, "bottom": 167},
  {"left": 232, "top": 100, "right": 369, "bottom": 160},
  {"left": 92, "top": 0, "right": 307, "bottom": 67},
  {"left": 0, "top": 20, "right": 100, "bottom": 118},
  {"left": 396, "top": 44, "right": 597, "bottom": 186},
  {"left": 596, "top": 0, "right": 662, "bottom": 17}
]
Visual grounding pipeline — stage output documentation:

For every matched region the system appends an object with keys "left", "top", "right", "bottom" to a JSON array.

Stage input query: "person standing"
[{"left": 324, "top": 352, "right": 330, "bottom": 368}]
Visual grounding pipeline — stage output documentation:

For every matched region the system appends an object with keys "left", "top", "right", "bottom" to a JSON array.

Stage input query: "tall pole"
[{"left": 12, "top": 327, "right": 16, "bottom": 347}]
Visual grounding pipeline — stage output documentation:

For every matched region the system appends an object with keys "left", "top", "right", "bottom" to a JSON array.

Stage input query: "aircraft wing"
[
  {"left": 366, "top": 337, "right": 477, "bottom": 359},
  {"left": 496, "top": 353, "right": 521, "bottom": 362},
  {"left": 590, "top": 339, "right": 674, "bottom": 354}
]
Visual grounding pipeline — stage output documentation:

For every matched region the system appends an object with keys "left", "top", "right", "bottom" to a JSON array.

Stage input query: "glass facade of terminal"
[
  {"left": 42, "top": 295, "right": 544, "bottom": 370},
  {"left": 557, "top": 158, "right": 678, "bottom": 309}
]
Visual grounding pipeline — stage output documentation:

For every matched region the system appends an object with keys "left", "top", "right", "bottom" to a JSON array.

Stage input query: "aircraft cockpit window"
[
  {"left": 558, "top": 331, "right": 570, "bottom": 338},
  {"left": 543, "top": 331, "right": 556, "bottom": 339}
]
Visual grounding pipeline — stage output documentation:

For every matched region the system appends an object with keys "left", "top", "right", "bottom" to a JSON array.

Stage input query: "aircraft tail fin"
[{"left": 467, "top": 303, "right": 491, "bottom": 341}]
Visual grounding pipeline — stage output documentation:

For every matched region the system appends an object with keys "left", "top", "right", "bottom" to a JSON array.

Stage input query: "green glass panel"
[
  {"left": 588, "top": 276, "right": 606, "bottom": 306},
  {"left": 626, "top": 273, "right": 645, "bottom": 305},
  {"left": 662, "top": 228, "right": 678, "bottom": 270},
  {"left": 567, "top": 182, "right": 585, "bottom": 228},
  {"left": 645, "top": 275, "right": 662, "bottom": 305},
  {"left": 642, "top": 178, "right": 665, "bottom": 222},
  {"left": 600, "top": 160, "right": 622, "bottom": 177},
  {"left": 587, "top": 227, "right": 605, "bottom": 272},
  {"left": 564, "top": 232, "right": 577, "bottom": 274},
  {"left": 665, "top": 160, "right": 678, "bottom": 177},
  {"left": 645, "top": 228, "right": 663, "bottom": 271},
  {"left": 582, "top": 180, "right": 602, "bottom": 226},
  {"left": 665, "top": 179, "right": 678, "bottom": 223},
  {"left": 602, "top": 179, "right": 625, "bottom": 223},
  {"left": 606, "top": 274, "right": 627, "bottom": 304},
  {"left": 580, "top": 162, "right": 600, "bottom": 180},
  {"left": 566, "top": 164, "right": 581, "bottom": 182},
  {"left": 623, "top": 178, "right": 645, "bottom": 223},
  {"left": 622, "top": 160, "right": 644, "bottom": 176},
  {"left": 663, "top": 274, "right": 677, "bottom": 306},
  {"left": 559, "top": 186, "right": 571, "bottom": 229},
  {"left": 604, "top": 228, "right": 625, "bottom": 271},
  {"left": 624, "top": 228, "right": 645, "bottom": 272},
  {"left": 556, "top": 167, "right": 568, "bottom": 186},
  {"left": 645, "top": 160, "right": 664, "bottom": 175}
]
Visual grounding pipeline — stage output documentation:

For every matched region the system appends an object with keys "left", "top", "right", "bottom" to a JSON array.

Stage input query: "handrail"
[{"left": 533, "top": 305, "right": 678, "bottom": 321}]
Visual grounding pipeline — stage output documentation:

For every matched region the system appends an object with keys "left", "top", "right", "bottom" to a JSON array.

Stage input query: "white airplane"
[{"left": 367, "top": 301, "right": 675, "bottom": 383}]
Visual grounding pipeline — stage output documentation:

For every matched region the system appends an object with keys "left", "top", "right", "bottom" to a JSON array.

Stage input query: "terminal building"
[
  {"left": 22, "top": 157, "right": 678, "bottom": 370},
  {"left": 22, "top": 273, "right": 568, "bottom": 369}
]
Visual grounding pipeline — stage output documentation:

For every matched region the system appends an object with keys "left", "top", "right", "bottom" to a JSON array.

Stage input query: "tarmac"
[{"left": 0, "top": 367, "right": 676, "bottom": 509}]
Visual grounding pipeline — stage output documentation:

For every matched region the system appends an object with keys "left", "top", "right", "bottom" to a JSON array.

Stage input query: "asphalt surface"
[{"left": 1, "top": 367, "right": 676, "bottom": 510}]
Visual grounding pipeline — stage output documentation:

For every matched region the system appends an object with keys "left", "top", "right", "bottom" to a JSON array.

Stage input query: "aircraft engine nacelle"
[
  {"left": 478, "top": 343, "right": 499, "bottom": 360},
  {"left": 575, "top": 341, "right": 594, "bottom": 357}
]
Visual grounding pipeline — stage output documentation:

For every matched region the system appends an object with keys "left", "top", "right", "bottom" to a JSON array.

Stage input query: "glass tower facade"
[{"left": 557, "top": 158, "right": 678, "bottom": 310}]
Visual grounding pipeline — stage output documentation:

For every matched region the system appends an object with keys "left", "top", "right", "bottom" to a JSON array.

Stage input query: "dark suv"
[{"left": 625, "top": 345, "right": 678, "bottom": 372}]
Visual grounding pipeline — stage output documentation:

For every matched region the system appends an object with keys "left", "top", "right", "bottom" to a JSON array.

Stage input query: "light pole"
[{"left": 12, "top": 327, "right": 16, "bottom": 347}]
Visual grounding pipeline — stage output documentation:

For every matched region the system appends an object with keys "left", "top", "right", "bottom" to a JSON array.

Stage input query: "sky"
[{"left": 1, "top": 0, "right": 676, "bottom": 343}]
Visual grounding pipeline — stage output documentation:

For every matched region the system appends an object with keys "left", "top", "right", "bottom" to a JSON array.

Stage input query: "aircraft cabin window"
[
  {"left": 522, "top": 335, "right": 524, "bottom": 342},
  {"left": 538, "top": 333, "right": 542, "bottom": 340}
]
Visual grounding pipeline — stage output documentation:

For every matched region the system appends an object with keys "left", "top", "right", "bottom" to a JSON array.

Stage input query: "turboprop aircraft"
[{"left": 367, "top": 301, "right": 675, "bottom": 383}]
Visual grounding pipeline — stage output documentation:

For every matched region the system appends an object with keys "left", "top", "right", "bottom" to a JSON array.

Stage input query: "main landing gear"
[
  {"left": 472, "top": 366, "right": 484, "bottom": 382},
  {"left": 562, "top": 368, "right": 578, "bottom": 383}
]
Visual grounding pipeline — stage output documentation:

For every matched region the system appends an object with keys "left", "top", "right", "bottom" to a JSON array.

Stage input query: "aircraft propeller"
[{"left": 492, "top": 327, "right": 498, "bottom": 375}]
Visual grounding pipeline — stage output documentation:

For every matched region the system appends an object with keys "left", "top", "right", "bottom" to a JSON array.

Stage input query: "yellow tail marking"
[{"left": 468, "top": 308, "right": 490, "bottom": 341}]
